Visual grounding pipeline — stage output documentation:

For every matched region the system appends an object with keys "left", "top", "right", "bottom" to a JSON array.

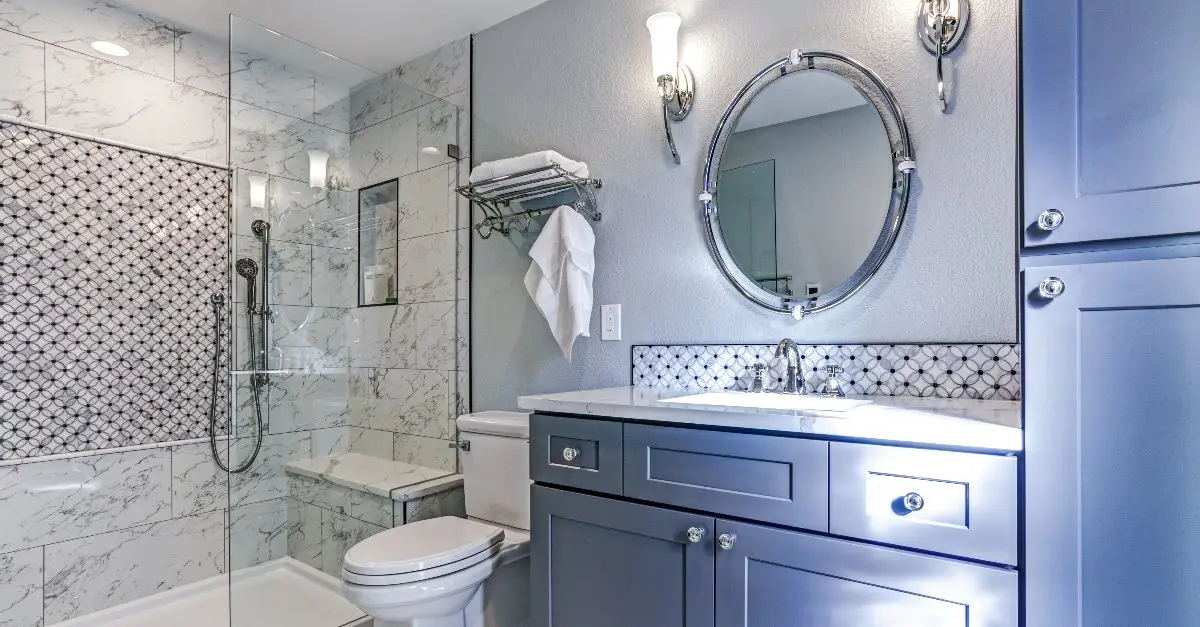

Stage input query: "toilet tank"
[{"left": 457, "top": 412, "right": 531, "bottom": 531}]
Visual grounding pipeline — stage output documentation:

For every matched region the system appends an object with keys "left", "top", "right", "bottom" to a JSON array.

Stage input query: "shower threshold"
[{"left": 54, "top": 557, "right": 368, "bottom": 627}]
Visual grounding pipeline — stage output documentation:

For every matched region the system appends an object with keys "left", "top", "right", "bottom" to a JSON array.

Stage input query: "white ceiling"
[
  {"left": 112, "top": 0, "right": 551, "bottom": 71},
  {"left": 734, "top": 72, "right": 870, "bottom": 133}
]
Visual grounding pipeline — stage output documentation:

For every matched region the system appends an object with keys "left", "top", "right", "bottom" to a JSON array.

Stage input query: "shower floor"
[{"left": 56, "top": 558, "right": 368, "bottom": 627}]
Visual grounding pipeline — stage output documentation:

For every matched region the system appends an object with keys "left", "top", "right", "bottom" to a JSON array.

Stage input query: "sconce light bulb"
[
  {"left": 248, "top": 175, "right": 268, "bottom": 209},
  {"left": 308, "top": 150, "right": 329, "bottom": 190}
]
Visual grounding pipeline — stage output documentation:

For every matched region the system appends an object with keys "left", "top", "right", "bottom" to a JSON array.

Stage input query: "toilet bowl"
[{"left": 341, "top": 412, "right": 532, "bottom": 627}]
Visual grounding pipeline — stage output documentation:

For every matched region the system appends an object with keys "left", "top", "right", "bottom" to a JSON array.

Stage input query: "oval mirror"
[{"left": 702, "top": 51, "right": 915, "bottom": 317}]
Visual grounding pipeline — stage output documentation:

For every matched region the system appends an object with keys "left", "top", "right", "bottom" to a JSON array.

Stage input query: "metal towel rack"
[{"left": 455, "top": 163, "right": 602, "bottom": 239}]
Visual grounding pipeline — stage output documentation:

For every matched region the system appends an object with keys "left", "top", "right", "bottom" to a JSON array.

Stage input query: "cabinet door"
[
  {"left": 714, "top": 520, "right": 1017, "bottom": 627},
  {"left": 1023, "top": 0, "right": 1200, "bottom": 247},
  {"left": 531, "top": 485, "right": 715, "bottom": 627},
  {"left": 1025, "top": 258, "right": 1200, "bottom": 627}
]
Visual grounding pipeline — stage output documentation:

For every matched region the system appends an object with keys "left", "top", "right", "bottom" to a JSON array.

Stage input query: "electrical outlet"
[{"left": 601, "top": 304, "right": 622, "bottom": 341}]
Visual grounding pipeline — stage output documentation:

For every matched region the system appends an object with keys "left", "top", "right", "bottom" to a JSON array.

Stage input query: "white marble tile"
[
  {"left": 452, "top": 370, "right": 469, "bottom": 418},
  {"left": 268, "top": 370, "right": 351, "bottom": 433},
  {"left": 313, "top": 188, "right": 358, "bottom": 249},
  {"left": 0, "top": 0, "right": 177, "bottom": 81},
  {"left": 396, "top": 164, "right": 454, "bottom": 239},
  {"left": 174, "top": 29, "right": 228, "bottom": 96},
  {"left": 272, "top": 306, "right": 351, "bottom": 371},
  {"left": 286, "top": 498, "right": 323, "bottom": 571},
  {"left": 402, "top": 486, "right": 465, "bottom": 525},
  {"left": 456, "top": 227, "right": 470, "bottom": 300},
  {"left": 314, "top": 78, "right": 350, "bottom": 133},
  {"left": 230, "top": 99, "right": 350, "bottom": 186},
  {"left": 393, "top": 434, "right": 456, "bottom": 473},
  {"left": 395, "top": 231, "right": 455, "bottom": 304},
  {"left": 0, "top": 448, "right": 171, "bottom": 554},
  {"left": 399, "top": 38, "right": 470, "bottom": 100},
  {"left": 288, "top": 474, "right": 393, "bottom": 528},
  {"left": 349, "top": 107, "right": 417, "bottom": 188},
  {"left": 230, "top": 48, "right": 315, "bottom": 122},
  {"left": 348, "top": 305, "right": 418, "bottom": 369},
  {"left": 322, "top": 508, "right": 386, "bottom": 577},
  {"left": 389, "top": 473, "right": 464, "bottom": 503},
  {"left": 456, "top": 299, "right": 469, "bottom": 373},
  {"left": 269, "top": 240, "right": 312, "bottom": 307},
  {"left": 285, "top": 452, "right": 451, "bottom": 498},
  {"left": 228, "top": 498, "right": 289, "bottom": 572},
  {"left": 416, "top": 300, "right": 457, "bottom": 371},
  {"left": 350, "top": 368, "right": 450, "bottom": 438},
  {"left": 269, "top": 175, "right": 322, "bottom": 244},
  {"left": 311, "top": 426, "right": 393, "bottom": 460},
  {"left": 172, "top": 432, "right": 311, "bottom": 516},
  {"left": 43, "top": 510, "right": 225, "bottom": 624},
  {"left": 0, "top": 30, "right": 45, "bottom": 123},
  {"left": 348, "top": 73, "right": 392, "bottom": 133},
  {"left": 312, "top": 245, "right": 356, "bottom": 308},
  {"left": 0, "top": 547, "right": 42, "bottom": 627},
  {"left": 347, "top": 427, "right": 395, "bottom": 459},
  {"left": 416, "top": 99, "right": 458, "bottom": 172},
  {"left": 45, "top": 46, "right": 227, "bottom": 164}
]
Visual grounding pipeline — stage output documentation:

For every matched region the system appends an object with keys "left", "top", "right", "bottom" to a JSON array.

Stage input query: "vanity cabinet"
[
  {"left": 1024, "top": 257, "right": 1200, "bottom": 627},
  {"left": 1023, "top": 0, "right": 1200, "bottom": 247}
]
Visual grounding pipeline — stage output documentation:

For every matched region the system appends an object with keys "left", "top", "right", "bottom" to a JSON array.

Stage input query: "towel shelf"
[{"left": 456, "top": 163, "right": 602, "bottom": 239}]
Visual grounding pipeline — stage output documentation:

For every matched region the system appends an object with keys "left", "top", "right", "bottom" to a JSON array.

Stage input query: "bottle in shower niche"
[{"left": 363, "top": 264, "right": 395, "bottom": 305}]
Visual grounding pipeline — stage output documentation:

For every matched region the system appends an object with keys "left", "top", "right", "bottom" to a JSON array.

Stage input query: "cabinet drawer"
[
  {"left": 829, "top": 442, "right": 1017, "bottom": 565},
  {"left": 624, "top": 424, "right": 828, "bottom": 531},
  {"left": 530, "top": 414, "right": 623, "bottom": 495}
]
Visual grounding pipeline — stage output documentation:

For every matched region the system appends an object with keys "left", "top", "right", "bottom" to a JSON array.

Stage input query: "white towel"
[
  {"left": 470, "top": 151, "right": 589, "bottom": 199},
  {"left": 524, "top": 207, "right": 595, "bottom": 362}
]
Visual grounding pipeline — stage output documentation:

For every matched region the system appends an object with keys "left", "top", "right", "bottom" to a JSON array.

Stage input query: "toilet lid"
[{"left": 343, "top": 517, "right": 505, "bottom": 577}]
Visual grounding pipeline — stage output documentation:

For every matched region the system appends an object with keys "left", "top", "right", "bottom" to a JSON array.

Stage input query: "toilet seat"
[{"left": 343, "top": 517, "right": 505, "bottom": 586}]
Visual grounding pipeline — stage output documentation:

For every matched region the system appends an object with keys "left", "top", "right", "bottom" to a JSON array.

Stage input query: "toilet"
[{"left": 341, "top": 412, "right": 532, "bottom": 627}]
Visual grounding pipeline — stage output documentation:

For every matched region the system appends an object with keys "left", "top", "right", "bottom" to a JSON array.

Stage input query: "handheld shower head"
[{"left": 236, "top": 258, "right": 259, "bottom": 280}]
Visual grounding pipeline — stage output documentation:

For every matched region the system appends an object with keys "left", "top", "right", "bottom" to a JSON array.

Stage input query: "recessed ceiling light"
[{"left": 91, "top": 41, "right": 130, "bottom": 57}]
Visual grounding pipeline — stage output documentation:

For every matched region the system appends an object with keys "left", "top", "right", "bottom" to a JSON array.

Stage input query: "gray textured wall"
[{"left": 471, "top": 0, "right": 1017, "bottom": 410}]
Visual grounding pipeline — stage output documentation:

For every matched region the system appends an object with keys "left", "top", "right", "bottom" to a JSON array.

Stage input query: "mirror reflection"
[{"left": 717, "top": 70, "right": 894, "bottom": 299}]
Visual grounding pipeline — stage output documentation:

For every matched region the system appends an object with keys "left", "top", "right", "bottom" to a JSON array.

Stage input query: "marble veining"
[
  {"left": 322, "top": 508, "right": 385, "bottom": 577},
  {"left": 270, "top": 240, "right": 314, "bottom": 307},
  {"left": 416, "top": 100, "right": 457, "bottom": 172},
  {"left": 269, "top": 370, "right": 352, "bottom": 434},
  {"left": 397, "top": 38, "right": 470, "bottom": 101},
  {"left": 42, "top": 509, "right": 224, "bottom": 623},
  {"left": 231, "top": 48, "right": 317, "bottom": 122},
  {"left": 288, "top": 474, "right": 393, "bottom": 528},
  {"left": 0, "top": 30, "right": 46, "bottom": 123},
  {"left": 350, "top": 107, "right": 418, "bottom": 188},
  {"left": 311, "top": 246, "right": 357, "bottom": 308},
  {"left": 0, "top": 448, "right": 172, "bottom": 554},
  {"left": 228, "top": 498, "right": 290, "bottom": 571},
  {"left": 231, "top": 100, "right": 349, "bottom": 187},
  {"left": 389, "top": 473, "right": 464, "bottom": 503},
  {"left": 393, "top": 434, "right": 457, "bottom": 472},
  {"left": 0, "top": 547, "right": 42, "bottom": 627},
  {"left": 519, "top": 387, "right": 1023, "bottom": 452},
  {"left": 286, "top": 498, "right": 324, "bottom": 571},
  {"left": 402, "top": 486, "right": 466, "bottom": 525},
  {"left": 272, "top": 306, "right": 352, "bottom": 372},
  {"left": 396, "top": 164, "right": 455, "bottom": 238},
  {"left": 285, "top": 452, "right": 452, "bottom": 498},
  {"left": 173, "top": 29, "right": 228, "bottom": 96},
  {"left": 350, "top": 368, "right": 450, "bottom": 438},
  {"left": 171, "top": 433, "right": 311, "bottom": 516},
  {"left": 395, "top": 232, "right": 456, "bottom": 304}
]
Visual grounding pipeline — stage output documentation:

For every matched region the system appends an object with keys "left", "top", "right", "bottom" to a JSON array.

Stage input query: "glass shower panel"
[{"left": 226, "top": 15, "right": 460, "bottom": 627}]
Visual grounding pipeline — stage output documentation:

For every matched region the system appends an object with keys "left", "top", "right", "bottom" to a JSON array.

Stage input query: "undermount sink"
[{"left": 662, "top": 391, "right": 873, "bottom": 413}]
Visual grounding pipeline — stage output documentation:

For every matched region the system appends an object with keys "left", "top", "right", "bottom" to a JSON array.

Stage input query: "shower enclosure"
[{"left": 0, "top": 1, "right": 468, "bottom": 624}]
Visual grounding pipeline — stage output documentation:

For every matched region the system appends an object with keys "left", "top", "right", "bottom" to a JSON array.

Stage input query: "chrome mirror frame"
[{"left": 700, "top": 50, "right": 916, "bottom": 318}]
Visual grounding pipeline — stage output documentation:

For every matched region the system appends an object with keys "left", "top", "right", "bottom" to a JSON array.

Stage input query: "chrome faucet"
[{"left": 774, "top": 339, "right": 806, "bottom": 395}]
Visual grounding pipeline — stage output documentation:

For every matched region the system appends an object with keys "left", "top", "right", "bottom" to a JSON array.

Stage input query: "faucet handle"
[
  {"left": 823, "top": 364, "right": 844, "bottom": 376},
  {"left": 748, "top": 363, "right": 767, "bottom": 393}
]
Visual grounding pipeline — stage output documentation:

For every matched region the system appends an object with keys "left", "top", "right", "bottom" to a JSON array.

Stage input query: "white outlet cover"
[{"left": 601, "top": 304, "right": 621, "bottom": 341}]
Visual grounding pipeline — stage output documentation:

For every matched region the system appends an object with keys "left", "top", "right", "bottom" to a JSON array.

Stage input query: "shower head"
[
  {"left": 236, "top": 258, "right": 259, "bottom": 280},
  {"left": 251, "top": 220, "right": 270, "bottom": 237}
]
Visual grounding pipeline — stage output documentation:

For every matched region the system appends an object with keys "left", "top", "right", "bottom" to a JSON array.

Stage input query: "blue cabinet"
[
  {"left": 715, "top": 520, "right": 1017, "bottom": 627},
  {"left": 1024, "top": 257, "right": 1200, "bottom": 626},
  {"left": 1023, "top": 0, "right": 1200, "bottom": 247}
]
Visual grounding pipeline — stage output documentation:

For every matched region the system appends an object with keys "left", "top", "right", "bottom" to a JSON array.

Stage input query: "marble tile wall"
[
  {"left": 345, "top": 37, "right": 472, "bottom": 473},
  {"left": 0, "top": 0, "right": 230, "bottom": 164}
]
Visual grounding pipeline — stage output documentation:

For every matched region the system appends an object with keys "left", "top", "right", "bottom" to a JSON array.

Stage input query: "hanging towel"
[
  {"left": 470, "top": 151, "right": 589, "bottom": 199},
  {"left": 524, "top": 206, "right": 595, "bottom": 362}
]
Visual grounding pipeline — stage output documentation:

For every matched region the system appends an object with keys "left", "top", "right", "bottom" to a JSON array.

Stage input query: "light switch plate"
[{"left": 601, "top": 304, "right": 621, "bottom": 341}]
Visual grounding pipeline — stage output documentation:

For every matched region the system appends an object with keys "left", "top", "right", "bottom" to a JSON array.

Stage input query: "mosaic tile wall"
[
  {"left": 632, "top": 343, "right": 1021, "bottom": 400},
  {"left": 0, "top": 120, "right": 230, "bottom": 460}
]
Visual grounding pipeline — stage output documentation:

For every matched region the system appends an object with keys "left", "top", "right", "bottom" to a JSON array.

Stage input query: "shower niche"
[{"left": 358, "top": 179, "right": 399, "bottom": 306}]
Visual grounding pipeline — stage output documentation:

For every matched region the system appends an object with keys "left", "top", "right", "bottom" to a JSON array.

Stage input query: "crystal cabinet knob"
[
  {"left": 562, "top": 447, "right": 580, "bottom": 462},
  {"left": 1038, "top": 277, "right": 1066, "bottom": 300},
  {"left": 717, "top": 533, "right": 738, "bottom": 551},
  {"left": 1036, "top": 209, "right": 1064, "bottom": 232},
  {"left": 686, "top": 527, "right": 706, "bottom": 544},
  {"left": 902, "top": 492, "right": 925, "bottom": 512}
]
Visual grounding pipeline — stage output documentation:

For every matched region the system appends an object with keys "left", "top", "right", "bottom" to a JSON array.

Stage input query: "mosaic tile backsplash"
[
  {"left": 632, "top": 344, "right": 1021, "bottom": 400},
  {"left": 0, "top": 121, "right": 230, "bottom": 460}
]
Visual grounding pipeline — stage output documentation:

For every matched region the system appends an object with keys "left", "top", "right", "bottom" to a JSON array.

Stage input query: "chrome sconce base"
[
  {"left": 657, "top": 65, "right": 695, "bottom": 164},
  {"left": 917, "top": 0, "right": 970, "bottom": 112}
]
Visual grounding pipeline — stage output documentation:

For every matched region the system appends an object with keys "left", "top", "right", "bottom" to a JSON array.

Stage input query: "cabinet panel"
[
  {"left": 530, "top": 414, "right": 623, "bottom": 495},
  {"left": 1023, "top": 0, "right": 1200, "bottom": 247},
  {"left": 715, "top": 520, "right": 1017, "bottom": 627},
  {"left": 531, "top": 485, "right": 715, "bottom": 627},
  {"left": 624, "top": 424, "right": 828, "bottom": 531},
  {"left": 829, "top": 442, "right": 1017, "bottom": 565},
  {"left": 1025, "top": 258, "right": 1200, "bottom": 627}
]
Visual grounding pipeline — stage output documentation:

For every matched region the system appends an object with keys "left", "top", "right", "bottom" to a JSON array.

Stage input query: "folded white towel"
[
  {"left": 470, "top": 151, "right": 589, "bottom": 193},
  {"left": 524, "top": 207, "right": 595, "bottom": 362}
]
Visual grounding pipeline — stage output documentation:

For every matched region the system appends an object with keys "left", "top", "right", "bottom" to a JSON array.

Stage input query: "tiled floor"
[{"left": 55, "top": 558, "right": 367, "bottom": 627}]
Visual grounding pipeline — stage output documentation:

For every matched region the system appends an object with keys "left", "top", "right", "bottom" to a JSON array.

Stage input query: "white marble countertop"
[
  {"left": 285, "top": 453, "right": 455, "bottom": 498},
  {"left": 518, "top": 387, "right": 1023, "bottom": 452}
]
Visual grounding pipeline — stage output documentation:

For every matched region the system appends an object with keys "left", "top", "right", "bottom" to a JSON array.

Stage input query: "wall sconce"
[
  {"left": 308, "top": 150, "right": 329, "bottom": 189},
  {"left": 248, "top": 175, "right": 268, "bottom": 209},
  {"left": 646, "top": 12, "right": 694, "bottom": 164}
]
